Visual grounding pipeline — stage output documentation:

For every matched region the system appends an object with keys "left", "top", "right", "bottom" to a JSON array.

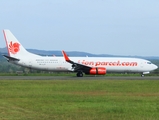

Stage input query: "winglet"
[{"left": 62, "top": 50, "right": 70, "bottom": 62}]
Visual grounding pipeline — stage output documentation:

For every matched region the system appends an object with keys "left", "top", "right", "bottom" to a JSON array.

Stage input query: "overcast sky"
[{"left": 0, "top": 0, "right": 159, "bottom": 56}]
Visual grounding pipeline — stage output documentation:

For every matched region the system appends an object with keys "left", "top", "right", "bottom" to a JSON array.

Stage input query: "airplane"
[{"left": 2, "top": 29, "right": 158, "bottom": 77}]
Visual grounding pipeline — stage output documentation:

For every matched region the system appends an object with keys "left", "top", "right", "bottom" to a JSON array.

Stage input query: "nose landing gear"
[{"left": 141, "top": 74, "right": 144, "bottom": 77}]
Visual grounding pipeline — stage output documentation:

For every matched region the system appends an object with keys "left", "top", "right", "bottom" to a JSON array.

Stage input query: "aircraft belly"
[{"left": 30, "top": 63, "right": 70, "bottom": 71}]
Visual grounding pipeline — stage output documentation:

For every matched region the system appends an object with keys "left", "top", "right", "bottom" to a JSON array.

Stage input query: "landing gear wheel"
[
  {"left": 141, "top": 74, "right": 144, "bottom": 77},
  {"left": 76, "top": 71, "right": 83, "bottom": 77}
]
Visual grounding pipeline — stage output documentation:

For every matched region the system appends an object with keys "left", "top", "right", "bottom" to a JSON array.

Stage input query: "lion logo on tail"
[{"left": 9, "top": 41, "right": 20, "bottom": 54}]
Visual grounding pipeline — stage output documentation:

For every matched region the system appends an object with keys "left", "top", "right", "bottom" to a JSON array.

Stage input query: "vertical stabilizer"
[{"left": 3, "top": 29, "right": 31, "bottom": 58}]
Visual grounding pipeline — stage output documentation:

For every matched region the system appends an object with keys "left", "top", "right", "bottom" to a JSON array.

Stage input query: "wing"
[{"left": 62, "top": 50, "right": 92, "bottom": 72}]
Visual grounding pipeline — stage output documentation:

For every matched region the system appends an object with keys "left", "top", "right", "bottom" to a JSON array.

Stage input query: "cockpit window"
[{"left": 147, "top": 62, "right": 152, "bottom": 64}]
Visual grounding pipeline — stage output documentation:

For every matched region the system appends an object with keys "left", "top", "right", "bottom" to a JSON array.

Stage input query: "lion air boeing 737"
[{"left": 2, "top": 29, "right": 158, "bottom": 77}]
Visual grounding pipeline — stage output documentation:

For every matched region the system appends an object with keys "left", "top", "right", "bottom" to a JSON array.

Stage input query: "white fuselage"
[
  {"left": 3, "top": 29, "right": 158, "bottom": 76},
  {"left": 10, "top": 55, "right": 158, "bottom": 74}
]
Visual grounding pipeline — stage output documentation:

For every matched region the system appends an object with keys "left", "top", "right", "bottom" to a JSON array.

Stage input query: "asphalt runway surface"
[{"left": 0, "top": 76, "right": 159, "bottom": 80}]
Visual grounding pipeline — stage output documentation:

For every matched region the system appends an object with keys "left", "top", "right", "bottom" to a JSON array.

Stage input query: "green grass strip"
[{"left": 0, "top": 80, "right": 159, "bottom": 120}]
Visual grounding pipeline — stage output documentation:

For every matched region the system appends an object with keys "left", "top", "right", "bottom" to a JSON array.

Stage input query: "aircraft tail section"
[{"left": 3, "top": 29, "right": 34, "bottom": 58}]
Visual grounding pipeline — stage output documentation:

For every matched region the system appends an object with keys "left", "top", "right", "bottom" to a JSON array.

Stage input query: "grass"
[{"left": 0, "top": 80, "right": 159, "bottom": 120}]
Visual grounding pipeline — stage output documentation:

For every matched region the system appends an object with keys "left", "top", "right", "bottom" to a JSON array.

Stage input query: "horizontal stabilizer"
[{"left": 3, "top": 55, "right": 20, "bottom": 61}]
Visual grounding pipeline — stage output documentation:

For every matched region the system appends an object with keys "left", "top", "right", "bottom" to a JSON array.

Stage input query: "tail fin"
[{"left": 3, "top": 29, "right": 30, "bottom": 58}]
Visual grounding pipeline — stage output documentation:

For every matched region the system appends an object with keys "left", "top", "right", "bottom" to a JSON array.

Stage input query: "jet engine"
[{"left": 87, "top": 67, "right": 106, "bottom": 75}]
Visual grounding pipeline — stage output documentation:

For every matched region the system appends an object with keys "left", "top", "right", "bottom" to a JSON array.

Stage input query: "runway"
[{"left": 0, "top": 76, "right": 159, "bottom": 80}]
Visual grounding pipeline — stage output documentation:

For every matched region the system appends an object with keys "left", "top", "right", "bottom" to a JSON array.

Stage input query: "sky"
[{"left": 0, "top": 0, "right": 159, "bottom": 56}]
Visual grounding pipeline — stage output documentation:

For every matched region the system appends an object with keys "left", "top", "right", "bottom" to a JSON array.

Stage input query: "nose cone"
[{"left": 153, "top": 64, "right": 158, "bottom": 70}]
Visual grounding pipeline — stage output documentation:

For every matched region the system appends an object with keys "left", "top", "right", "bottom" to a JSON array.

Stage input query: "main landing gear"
[{"left": 76, "top": 71, "right": 83, "bottom": 77}]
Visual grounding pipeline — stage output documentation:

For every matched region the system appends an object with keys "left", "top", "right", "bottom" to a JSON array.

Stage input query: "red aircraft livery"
[{"left": 78, "top": 60, "right": 138, "bottom": 66}]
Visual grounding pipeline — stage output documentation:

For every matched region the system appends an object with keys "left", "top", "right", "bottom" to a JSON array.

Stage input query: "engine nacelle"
[{"left": 89, "top": 67, "right": 106, "bottom": 75}]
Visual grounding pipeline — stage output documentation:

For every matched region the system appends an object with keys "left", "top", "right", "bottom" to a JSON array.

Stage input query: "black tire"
[
  {"left": 76, "top": 71, "right": 83, "bottom": 77},
  {"left": 79, "top": 72, "right": 83, "bottom": 77}
]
